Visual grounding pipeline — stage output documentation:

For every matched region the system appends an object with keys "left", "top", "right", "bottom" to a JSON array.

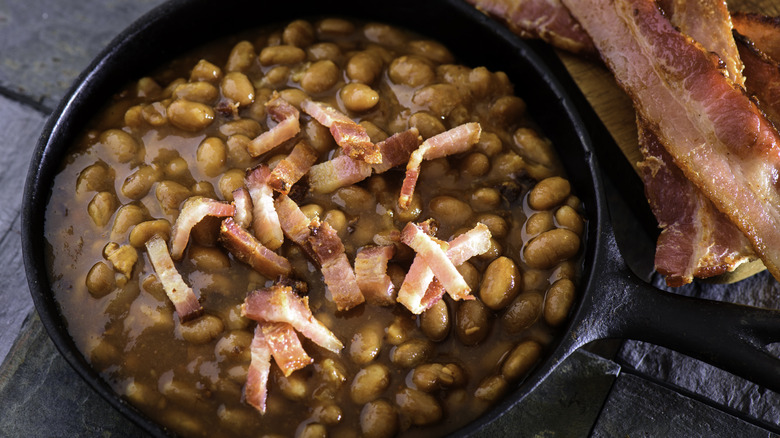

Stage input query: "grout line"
[{"left": 0, "top": 85, "right": 53, "bottom": 116}]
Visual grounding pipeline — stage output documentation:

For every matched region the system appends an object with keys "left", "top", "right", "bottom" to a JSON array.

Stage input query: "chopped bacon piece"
[
  {"left": 401, "top": 222, "right": 470, "bottom": 300},
  {"left": 267, "top": 141, "right": 318, "bottom": 195},
  {"left": 274, "top": 194, "right": 313, "bottom": 246},
  {"left": 245, "top": 325, "right": 272, "bottom": 414},
  {"left": 144, "top": 234, "right": 203, "bottom": 322},
  {"left": 242, "top": 285, "right": 343, "bottom": 353},
  {"left": 398, "top": 223, "right": 492, "bottom": 313},
  {"left": 169, "top": 196, "right": 235, "bottom": 260},
  {"left": 245, "top": 165, "right": 284, "bottom": 250},
  {"left": 309, "top": 154, "right": 373, "bottom": 193},
  {"left": 301, "top": 99, "right": 382, "bottom": 164},
  {"left": 399, "top": 123, "right": 482, "bottom": 209},
  {"left": 309, "top": 219, "right": 365, "bottom": 311},
  {"left": 247, "top": 93, "right": 301, "bottom": 157},
  {"left": 372, "top": 128, "right": 423, "bottom": 174},
  {"left": 355, "top": 245, "right": 396, "bottom": 306},
  {"left": 231, "top": 187, "right": 253, "bottom": 230},
  {"left": 219, "top": 217, "right": 292, "bottom": 278},
  {"left": 733, "top": 12, "right": 780, "bottom": 63},
  {"left": 467, "top": 0, "right": 597, "bottom": 57},
  {"left": 561, "top": 0, "right": 780, "bottom": 281},
  {"left": 261, "top": 321, "right": 313, "bottom": 377}
]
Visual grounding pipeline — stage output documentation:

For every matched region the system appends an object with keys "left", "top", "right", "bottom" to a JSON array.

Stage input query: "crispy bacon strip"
[
  {"left": 267, "top": 141, "right": 318, "bottom": 195},
  {"left": 734, "top": 27, "right": 780, "bottom": 129},
  {"left": 467, "top": 0, "right": 597, "bottom": 56},
  {"left": 561, "top": 0, "right": 780, "bottom": 280},
  {"left": 398, "top": 223, "right": 492, "bottom": 313},
  {"left": 399, "top": 123, "right": 482, "bottom": 209},
  {"left": 219, "top": 217, "right": 292, "bottom": 278},
  {"left": 242, "top": 285, "right": 343, "bottom": 353},
  {"left": 245, "top": 325, "right": 272, "bottom": 414},
  {"left": 247, "top": 93, "right": 301, "bottom": 157},
  {"left": 372, "top": 128, "right": 423, "bottom": 174},
  {"left": 274, "top": 194, "right": 318, "bottom": 262},
  {"left": 355, "top": 245, "right": 396, "bottom": 306},
  {"left": 401, "top": 222, "right": 470, "bottom": 301},
  {"left": 301, "top": 99, "right": 382, "bottom": 164},
  {"left": 145, "top": 234, "right": 203, "bottom": 322},
  {"left": 169, "top": 196, "right": 235, "bottom": 260},
  {"left": 309, "top": 219, "right": 365, "bottom": 311},
  {"left": 308, "top": 154, "right": 373, "bottom": 193},
  {"left": 246, "top": 165, "right": 284, "bottom": 250},
  {"left": 231, "top": 187, "right": 253, "bottom": 229},
  {"left": 261, "top": 321, "right": 313, "bottom": 377},
  {"left": 733, "top": 12, "right": 780, "bottom": 63}
]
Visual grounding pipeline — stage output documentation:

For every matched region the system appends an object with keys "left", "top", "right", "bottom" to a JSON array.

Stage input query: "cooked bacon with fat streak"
[
  {"left": 145, "top": 234, "right": 203, "bottom": 322},
  {"left": 274, "top": 194, "right": 318, "bottom": 262},
  {"left": 261, "top": 321, "right": 313, "bottom": 377},
  {"left": 219, "top": 217, "right": 292, "bottom": 278},
  {"left": 309, "top": 154, "right": 373, "bottom": 193},
  {"left": 399, "top": 123, "right": 482, "bottom": 209},
  {"left": 733, "top": 12, "right": 780, "bottom": 63},
  {"left": 231, "top": 187, "right": 253, "bottom": 230},
  {"left": 372, "top": 128, "right": 423, "bottom": 174},
  {"left": 247, "top": 93, "right": 301, "bottom": 157},
  {"left": 267, "top": 141, "right": 318, "bottom": 195},
  {"left": 300, "top": 99, "right": 382, "bottom": 164},
  {"left": 401, "top": 222, "right": 471, "bottom": 301},
  {"left": 309, "top": 219, "right": 365, "bottom": 311},
  {"left": 246, "top": 164, "right": 284, "bottom": 250},
  {"left": 561, "top": 0, "right": 780, "bottom": 281},
  {"left": 242, "top": 285, "right": 344, "bottom": 353},
  {"left": 398, "top": 223, "right": 492, "bottom": 313},
  {"left": 169, "top": 196, "right": 235, "bottom": 260},
  {"left": 245, "top": 325, "right": 272, "bottom": 414},
  {"left": 355, "top": 245, "right": 396, "bottom": 306}
]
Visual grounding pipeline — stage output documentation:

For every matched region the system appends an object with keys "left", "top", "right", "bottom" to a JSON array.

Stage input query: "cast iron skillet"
[{"left": 21, "top": 0, "right": 780, "bottom": 436}]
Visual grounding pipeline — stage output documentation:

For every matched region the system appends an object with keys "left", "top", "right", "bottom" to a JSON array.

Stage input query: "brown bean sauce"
[{"left": 44, "top": 17, "right": 585, "bottom": 438}]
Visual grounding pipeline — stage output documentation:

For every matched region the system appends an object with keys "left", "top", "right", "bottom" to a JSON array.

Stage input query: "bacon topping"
[
  {"left": 247, "top": 93, "right": 301, "bottom": 157},
  {"left": 274, "top": 194, "right": 313, "bottom": 247},
  {"left": 261, "top": 321, "right": 313, "bottom": 377},
  {"left": 355, "top": 245, "right": 396, "bottom": 306},
  {"left": 145, "top": 234, "right": 203, "bottom": 322},
  {"left": 309, "top": 154, "right": 373, "bottom": 194},
  {"left": 245, "top": 325, "right": 272, "bottom": 414},
  {"left": 246, "top": 165, "right": 284, "bottom": 250},
  {"left": 309, "top": 219, "right": 365, "bottom": 311},
  {"left": 734, "top": 29, "right": 780, "bottom": 128},
  {"left": 169, "top": 196, "right": 235, "bottom": 260},
  {"left": 733, "top": 12, "right": 780, "bottom": 63},
  {"left": 372, "top": 128, "right": 423, "bottom": 174},
  {"left": 267, "top": 141, "right": 318, "bottom": 195},
  {"left": 219, "top": 217, "right": 292, "bottom": 278},
  {"left": 401, "top": 222, "right": 470, "bottom": 301},
  {"left": 242, "top": 285, "right": 343, "bottom": 353},
  {"left": 231, "top": 187, "right": 253, "bottom": 230},
  {"left": 399, "top": 123, "right": 482, "bottom": 209},
  {"left": 301, "top": 99, "right": 382, "bottom": 164}
]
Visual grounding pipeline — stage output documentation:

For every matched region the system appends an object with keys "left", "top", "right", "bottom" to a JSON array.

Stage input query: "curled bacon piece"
[
  {"left": 309, "top": 219, "right": 365, "bottom": 311},
  {"left": 145, "top": 234, "right": 203, "bottom": 322},
  {"left": 309, "top": 154, "right": 373, "bottom": 194},
  {"left": 401, "top": 222, "right": 471, "bottom": 301},
  {"left": 245, "top": 325, "right": 272, "bottom": 414},
  {"left": 231, "top": 187, "right": 253, "bottom": 230},
  {"left": 399, "top": 123, "right": 481, "bottom": 209},
  {"left": 247, "top": 93, "right": 301, "bottom": 157},
  {"left": 355, "top": 245, "right": 396, "bottom": 306},
  {"left": 736, "top": 34, "right": 780, "bottom": 128},
  {"left": 274, "top": 194, "right": 317, "bottom": 261},
  {"left": 219, "top": 217, "right": 292, "bottom": 278},
  {"left": 267, "top": 141, "right": 318, "bottom": 195},
  {"left": 372, "top": 128, "right": 423, "bottom": 174},
  {"left": 301, "top": 99, "right": 382, "bottom": 164},
  {"left": 242, "top": 285, "right": 343, "bottom": 353},
  {"left": 169, "top": 196, "right": 235, "bottom": 260},
  {"left": 733, "top": 12, "right": 780, "bottom": 63},
  {"left": 246, "top": 165, "right": 284, "bottom": 250},
  {"left": 261, "top": 321, "right": 313, "bottom": 377}
]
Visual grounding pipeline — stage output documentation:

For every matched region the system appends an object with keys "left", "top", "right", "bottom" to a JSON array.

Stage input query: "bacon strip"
[
  {"left": 400, "top": 222, "right": 470, "bottom": 301},
  {"left": 398, "top": 223, "right": 492, "bottom": 313},
  {"left": 372, "top": 128, "right": 422, "bottom": 174},
  {"left": 309, "top": 219, "right": 365, "bottom": 311},
  {"left": 261, "top": 321, "right": 313, "bottom": 377},
  {"left": 399, "top": 123, "right": 482, "bottom": 209},
  {"left": 267, "top": 141, "right": 318, "bottom": 195},
  {"left": 301, "top": 99, "right": 382, "bottom": 164},
  {"left": 246, "top": 165, "right": 284, "bottom": 250},
  {"left": 169, "top": 197, "right": 235, "bottom": 260},
  {"left": 145, "top": 234, "right": 203, "bottom": 322},
  {"left": 245, "top": 325, "right": 272, "bottom": 414},
  {"left": 308, "top": 154, "right": 373, "bottom": 194},
  {"left": 219, "top": 217, "right": 292, "bottom": 278},
  {"left": 561, "top": 0, "right": 780, "bottom": 281},
  {"left": 733, "top": 12, "right": 780, "bottom": 63},
  {"left": 247, "top": 93, "right": 301, "bottom": 157},
  {"left": 274, "top": 194, "right": 318, "bottom": 262},
  {"left": 231, "top": 187, "right": 253, "bottom": 229},
  {"left": 355, "top": 245, "right": 396, "bottom": 306},
  {"left": 242, "top": 285, "right": 344, "bottom": 353}
]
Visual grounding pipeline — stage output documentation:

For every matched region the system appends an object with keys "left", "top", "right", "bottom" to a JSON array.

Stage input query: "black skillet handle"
[{"left": 578, "top": 224, "right": 780, "bottom": 394}]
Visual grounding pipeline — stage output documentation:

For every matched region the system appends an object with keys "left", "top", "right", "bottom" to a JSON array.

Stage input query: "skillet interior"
[{"left": 22, "top": 0, "right": 604, "bottom": 435}]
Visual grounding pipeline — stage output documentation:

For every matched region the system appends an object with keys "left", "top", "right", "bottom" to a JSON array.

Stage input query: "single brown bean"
[
  {"left": 412, "top": 363, "right": 466, "bottom": 392},
  {"left": 347, "top": 51, "right": 384, "bottom": 84},
  {"left": 322, "top": 209, "right": 347, "bottom": 237},
  {"left": 218, "top": 118, "right": 262, "bottom": 138},
  {"left": 461, "top": 152, "right": 490, "bottom": 177},
  {"left": 333, "top": 186, "right": 374, "bottom": 214},
  {"left": 555, "top": 205, "right": 584, "bottom": 235},
  {"left": 262, "top": 65, "right": 290, "bottom": 87},
  {"left": 476, "top": 238, "right": 502, "bottom": 262},
  {"left": 141, "top": 102, "right": 168, "bottom": 127},
  {"left": 388, "top": 55, "right": 435, "bottom": 87},
  {"left": 360, "top": 399, "right": 398, "bottom": 438},
  {"left": 456, "top": 299, "right": 490, "bottom": 346},
  {"left": 480, "top": 256, "right": 521, "bottom": 310},
  {"left": 155, "top": 180, "right": 191, "bottom": 214},
  {"left": 86, "top": 261, "right": 115, "bottom": 298},
  {"left": 196, "top": 137, "right": 227, "bottom": 177},
  {"left": 457, "top": 261, "right": 481, "bottom": 292},
  {"left": 395, "top": 387, "right": 442, "bottom": 426},
  {"left": 528, "top": 176, "right": 571, "bottom": 210},
  {"left": 179, "top": 314, "right": 223, "bottom": 344},
  {"left": 136, "top": 76, "right": 162, "bottom": 97},
  {"left": 364, "top": 23, "right": 407, "bottom": 47},
  {"left": 544, "top": 278, "right": 576, "bottom": 327},
  {"left": 172, "top": 81, "right": 218, "bottom": 104},
  {"left": 475, "top": 131, "right": 503, "bottom": 157},
  {"left": 164, "top": 157, "right": 190, "bottom": 181},
  {"left": 489, "top": 95, "right": 527, "bottom": 126},
  {"left": 420, "top": 298, "right": 450, "bottom": 342},
  {"left": 129, "top": 219, "right": 171, "bottom": 248},
  {"left": 303, "top": 118, "right": 337, "bottom": 154},
  {"left": 469, "top": 187, "right": 501, "bottom": 211},
  {"left": 429, "top": 196, "right": 472, "bottom": 227},
  {"left": 191, "top": 181, "right": 217, "bottom": 199},
  {"left": 225, "top": 41, "right": 256, "bottom": 72},
  {"left": 524, "top": 228, "right": 580, "bottom": 269},
  {"left": 391, "top": 339, "right": 433, "bottom": 369},
  {"left": 301, "top": 60, "right": 340, "bottom": 94},
  {"left": 167, "top": 99, "right": 214, "bottom": 132},
  {"left": 259, "top": 45, "right": 306, "bottom": 65},
  {"left": 394, "top": 193, "right": 422, "bottom": 222},
  {"left": 111, "top": 204, "right": 148, "bottom": 237},
  {"left": 221, "top": 72, "right": 255, "bottom": 107},
  {"left": 501, "top": 340, "right": 543, "bottom": 381},
  {"left": 77, "top": 162, "right": 114, "bottom": 194},
  {"left": 282, "top": 20, "right": 315, "bottom": 47},
  {"left": 297, "top": 423, "right": 326, "bottom": 438},
  {"left": 300, "top": 203, "right": 324, "bottom": 221},
  {"left": 121, "top": 165, "right": 160, "bottom": 200},
  {"left": 412, "top": 84, "right": 461, "bottom": 117},
  {"left": 88, "top": 191, "right": 117, "bottom": 227},
  {"left": 408, "top": 111, "right": 445, "bottom": 139},
  {"left": 307, "top": 42, "right": 341, "bottom": 62},
  {"left": 360, "top": 121, "right": 388, "bottom": 143},
  {"left": 385, "top": 315, "right": 414, "bottom": 345},
  {"left": 189, "top": 245, "right": 231, "bottom": 271},
  {"left": 190, "top": 59, "right": 223, "bottom": 83},
  {"left": 502, "top": 291, "right": 543, "bottom": 333},
  {"left": 100, "top": 129, "right": 139, "bottom": 163},
  {"left": 491, "top": 151, "right": 525, "bottom": 179},
  {"left": 225, "top": 135, "right": 253, "bottom": 169},
  {"left": 525, "top": 211, "right": 554, "bottom": 236},
  {"left": 349, "top": 323, "right": 384, "bottom": 365},
  {"left": 351, "top": 363, "right": 391, "bottom": 404},
  {"left": 214, "top": 330, "right": 253, "bottom": 362},
  {"left": 474, "top": 374, "right": 508, "bottom": 403},
  {"left": 408, "top": 39, "right": 454, "bottom": 64},
  {"left": 475, "top": 213, "right": 508, "bottom": 239},
  {"left": 317, "top": 18, "right": 355, "bottom": 35},
  {"left": 340, "top": 83, "right": 379, "bottom": 112}
]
